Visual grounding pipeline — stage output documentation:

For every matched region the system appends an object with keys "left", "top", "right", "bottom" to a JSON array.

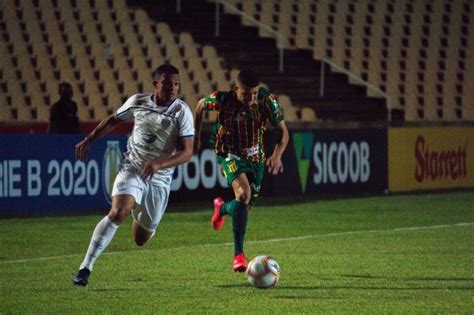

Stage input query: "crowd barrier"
[
  {"left": 1, "top": 127, "right": 472, "bottom": 217},
  {"left": 388, "top": 127, "right": 473, "bottom": 192}
]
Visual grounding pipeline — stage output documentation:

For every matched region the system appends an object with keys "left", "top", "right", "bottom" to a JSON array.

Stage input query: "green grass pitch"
[{"left": 1, "top": 191, "right": 473, "bottom": 313}]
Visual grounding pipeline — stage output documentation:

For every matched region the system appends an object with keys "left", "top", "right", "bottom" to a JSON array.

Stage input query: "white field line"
[{"left": 1, "top": 222, "right": 472, "bottom": 265}]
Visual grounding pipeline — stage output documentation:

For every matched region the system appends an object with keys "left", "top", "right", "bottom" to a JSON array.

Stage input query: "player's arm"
[
  {"left": 193, "top": 98, "right": 206, "bottom": 154},
  {"left": 266, "top": 120, "right": 289, "bottom": 175},
  {"left": 263, "top": 91, "right": 289, "bottom": 175},
  {"left": 140, "top": 137, "right": 194, "bottom": 180},
  {"left": 195, "top": 92, "right": 221, "bottom": 154},
  {"left": 75, "top": 113, "right": 122, "bottom": 161}
]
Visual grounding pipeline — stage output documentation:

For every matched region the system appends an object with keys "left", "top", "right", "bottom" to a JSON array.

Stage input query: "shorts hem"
[
  {"left": 132, "top": 218, "right": 156, "bottom": 233},
  {"left": 111, "top": 191, "right": 141, "bottom": 205}
]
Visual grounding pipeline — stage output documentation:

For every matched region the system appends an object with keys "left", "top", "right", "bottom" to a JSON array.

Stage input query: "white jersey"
[{"left": 115, "top": 93, "right": 194, "bottom": 187}]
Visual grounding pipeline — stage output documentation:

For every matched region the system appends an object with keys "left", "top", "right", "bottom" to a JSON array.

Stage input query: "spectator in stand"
[{"left": 48, "top": 82, "right": 81, "bottom": 133}]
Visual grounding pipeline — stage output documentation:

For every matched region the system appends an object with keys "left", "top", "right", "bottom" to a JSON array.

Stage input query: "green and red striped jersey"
[{"left": 202, "top": 87, "right": 284, "bottom": 162}]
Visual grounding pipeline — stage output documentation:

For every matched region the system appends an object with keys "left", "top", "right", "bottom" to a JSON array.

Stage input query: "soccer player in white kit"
[{"left": 72, "top": 64, "right": 194, "bottom": 286}]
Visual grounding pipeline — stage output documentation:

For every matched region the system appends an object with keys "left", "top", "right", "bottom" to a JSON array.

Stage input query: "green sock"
[
  {"left": 220, "top": 199, "right": 239, "bottom": 216},
  {"left": 219, "top": 200, "right": 248, "bottom": 254},
  {"left": 232, "top": 201, "right": 248, "bottom": 255}
]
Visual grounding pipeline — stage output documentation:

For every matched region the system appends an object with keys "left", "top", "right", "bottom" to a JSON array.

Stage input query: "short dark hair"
[
  {"left": 59, "top": 82, "right": 73, "bottom": 97},
  {"left": 152, "top": 64, "right": 179, "bottom": 79},
  {"left": 59, "top": 82, "right": 72, "bottom": 90},
  {"left": 237, "top": 70, "right": 259, "bottom": 88}
]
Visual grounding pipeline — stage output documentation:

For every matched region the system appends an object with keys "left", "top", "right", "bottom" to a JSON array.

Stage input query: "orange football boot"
[
  {"left": 233, "top": 252, "right": 247, "bottom": 272},
  {"left": 211, "top": 197, "right": 225, "bottom": 230}
]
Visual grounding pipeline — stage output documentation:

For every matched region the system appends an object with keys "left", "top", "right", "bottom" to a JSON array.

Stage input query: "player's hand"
[
  {"left": 140, "top": 158, "right": 163, "bottom": 180},
  {"left": 265, "top": 155, "right": 284, "bottom": 175},
  {"left": 193, "top": 137, "right": 201, "bottom": 154},
  {"left": 75, "top": 138, "right": 92, "bottom": 161}
]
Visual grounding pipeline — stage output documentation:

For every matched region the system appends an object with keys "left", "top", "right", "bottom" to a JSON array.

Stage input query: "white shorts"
[{"left": 111, "top": 168, "right": 170, "bottom": 233}]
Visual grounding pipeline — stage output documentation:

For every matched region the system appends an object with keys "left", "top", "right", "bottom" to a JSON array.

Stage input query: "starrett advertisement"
[{"left": 388, "top": 127, "right": 474, "bottom": 191}]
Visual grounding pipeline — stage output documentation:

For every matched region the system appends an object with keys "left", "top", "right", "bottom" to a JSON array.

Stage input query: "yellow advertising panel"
[{"left": 389, "top": 127, "right": 474, "bottom": 191}]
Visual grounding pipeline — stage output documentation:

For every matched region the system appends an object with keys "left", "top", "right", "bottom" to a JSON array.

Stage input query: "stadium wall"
[
  {"left": 388, "top": 127, "right": 474, "bottom": 192},
  {"left": 1, "top": 127, "right": 472, "bottom": 217}
]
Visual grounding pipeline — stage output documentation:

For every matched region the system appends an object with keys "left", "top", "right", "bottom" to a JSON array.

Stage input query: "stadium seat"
[
  {"left": 35, "top": 104, "right": 50, "bottom": 122},
  {"left": 0, "top": 0, "right": 239, "bottom": 123},
  {"left": 213, "top": 71, "right": 232, "bottom": 91},
  {"left": 194, "top": 72, "right": 214, "bottom": 96},
  {"left": 277, "top": 94, "right": 298, "bottom": 122},
  {"left": 207, "top": 0, "right": 473, "bottom": 122},
  {"left": 240, "top": 0, "right": 258, "bottom": 27},
  {"left": 257, "top": 1, "right": 273, "bottom": 38},
  {"left": 179, "top": 32, "right": 200, "bottom": 59},
  {"left": 0, "top": 101, "right": 13, "bottom": 122},
  {"left": 187, "top": 57, "right": 207, "bottom": 79},
  {"left": 5, "top": 0, "right": 471, "bottom": 124},
  {"left": 301, "top": 107, "right": 317, "bottom": 122}
]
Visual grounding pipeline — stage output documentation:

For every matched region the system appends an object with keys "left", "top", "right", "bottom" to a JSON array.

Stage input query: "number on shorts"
[{"left": 228, "top": 160, "right": 237, "bottom": 173}]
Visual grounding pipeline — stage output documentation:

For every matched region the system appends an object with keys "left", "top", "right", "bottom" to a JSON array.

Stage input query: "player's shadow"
[
  {"left": 217, "top": 284, "right": 252, "bottom": 288},
  {"left": 216, "top": 284, "right": 474, "bottom": 291},
  {"left": 23, "top": 287, "right": 139, "bottom": 292},
  {"left": 216, "top": 273, "right": 474, "bottom": 291},
  {"left": 88, "top": 288, "right": 139, "bottom": 292},
  {"left": 272, "top": 273, "right": 474, "bottom": 292},
  {"left": 275, "top": 285, "right": 474, "bottom": 291},
  {"left": 339, "top": 273, "right": 474, "bottom": 281}
]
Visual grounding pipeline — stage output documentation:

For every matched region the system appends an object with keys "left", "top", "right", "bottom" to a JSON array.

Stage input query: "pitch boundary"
[{"left": 2, "top": 222, "right": 472, "bottom": 265}]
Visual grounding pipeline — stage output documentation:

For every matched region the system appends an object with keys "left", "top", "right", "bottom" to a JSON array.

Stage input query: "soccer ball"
[{"left": 246, "top": 256, "right": 281, "bottom": 289}]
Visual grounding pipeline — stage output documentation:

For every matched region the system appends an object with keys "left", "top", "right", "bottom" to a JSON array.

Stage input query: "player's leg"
[
  {"left": 131, "top": 223, "right": 154, "bottom": 246},
  {"left": 247, "top": 161, "right": 264, "bottom": 211},
  {"left": 231, "top": 174, "right": 251, "bottom": 272},
  {"left": 73, "top": 194, "right": 136, "bottom": 286},
  {"left": 230, "top": 173, "right": 251, "bottom": 249},
  {"left": 213, "top": 155, "right": 251, "bottom": 271},
  {"left": 212, "top": 156, "right": 245, "bottom": 229},
  {"left": 214, "top": 173, "right": 251, "bottom": 223},
  {"left": 73, "top": 169, "right": 144, "bottom": 286},
  {"left": 217, "top": 174, "right": 251, "bottom": 272},
  {"left": 131, "top": 185, "right": 169, "bottom": 246}
]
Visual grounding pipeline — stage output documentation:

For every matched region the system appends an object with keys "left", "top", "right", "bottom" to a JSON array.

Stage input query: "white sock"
[{"left": 79, "top": 216, "right": 119, "bottom": 271}]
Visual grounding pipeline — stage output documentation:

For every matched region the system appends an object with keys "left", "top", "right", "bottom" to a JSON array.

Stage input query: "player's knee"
[
  {"left": 132, "top": 224, "right": 153, "bottom": 246},
  {"left": 235, "top": 188, "right": 251, "bottom": 204},
  {"left": 108, "top": 207, "right": 131, "bottom": 225},
  {"left": 134, "top": 231, "right": 153, "bottom": 246},
  {"left": 134, "top": 236, "right": 148, "bottom": 247},
  {"left": 236, "top": 193, "right": 251, "bottom": 205},
  {"left": 237, "top": 191, "right": 252, "bottom": 205}
]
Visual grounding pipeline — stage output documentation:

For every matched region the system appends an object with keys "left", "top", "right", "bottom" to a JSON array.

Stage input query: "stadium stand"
[
  {"left": 129, "top": 0, "right": 474, "bottom": 122},
  {"left": 1, "top": 0, "right": 472, "bottom": 124},
  {"left": 130, "top": 0, "right": 387, "bottom": 121},
  {"left": 202, "top": 0, "right": 473, "bottom": 121},
  {"left": 2, "top": 0, "right": 301, "bottom": 124}
]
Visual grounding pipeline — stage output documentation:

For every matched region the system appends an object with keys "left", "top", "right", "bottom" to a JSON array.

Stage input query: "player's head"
[
  {"left": 58, "top": 82, "right": 73, "bottom": 99},
  {"left": 234, "top": 70, "right": 260, "bottom": 106},
  {"left": 152, "top": 64, "right": 180, "bottom": 103}
]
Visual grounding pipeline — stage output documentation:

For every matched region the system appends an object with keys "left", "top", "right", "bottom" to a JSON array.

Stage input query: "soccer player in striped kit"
[{"left": 194, "top": 70, "right": 289, "bottom": 272}]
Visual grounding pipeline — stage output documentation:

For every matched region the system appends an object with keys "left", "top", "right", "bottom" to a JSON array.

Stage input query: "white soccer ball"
[{"left": 246, "top": 255, "right": 281, "bottom": 289}]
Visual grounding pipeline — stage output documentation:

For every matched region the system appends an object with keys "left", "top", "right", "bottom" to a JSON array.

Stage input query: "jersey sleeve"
[
  {"left": 177, "top": 103, "right": 195, "bottom": 138},
  {"left": 263, "top": 91, "right": 284, "bottom": 126},
  {"left": 115, "top": 94, "right": 138, "bottom": 121},
  {"left": 202, "top": 91, "right": 224, "bottom": 111}
]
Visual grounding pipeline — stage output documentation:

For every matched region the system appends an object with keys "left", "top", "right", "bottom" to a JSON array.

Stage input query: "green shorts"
[{"left": 217, "top": 154, "right": 265, "bottom": 205}]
